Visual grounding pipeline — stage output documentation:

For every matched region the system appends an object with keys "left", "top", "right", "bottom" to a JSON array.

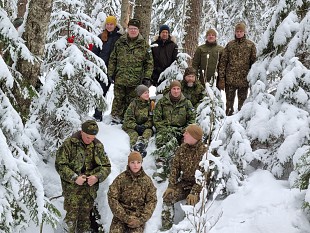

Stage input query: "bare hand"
[
  {"left": 87, "top": 175, "right": 98, "bottom": 186},
  {"left": 75, "top": 175, "right": 87, "bottom": 185}
]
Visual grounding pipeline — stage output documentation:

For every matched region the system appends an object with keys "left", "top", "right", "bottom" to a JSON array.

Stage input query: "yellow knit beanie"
[{"left": 105, "top": 16, "right": 117, "bottom": 26}]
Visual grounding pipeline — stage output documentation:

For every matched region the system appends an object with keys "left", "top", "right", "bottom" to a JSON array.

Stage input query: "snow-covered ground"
[{"left": 26, "top": 118, "right": 310, "bottom": 233}]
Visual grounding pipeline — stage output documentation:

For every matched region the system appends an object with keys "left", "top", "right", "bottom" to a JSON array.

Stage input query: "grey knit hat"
[{"left": 136, "top": 84, "right": 149, "bottom": 96}]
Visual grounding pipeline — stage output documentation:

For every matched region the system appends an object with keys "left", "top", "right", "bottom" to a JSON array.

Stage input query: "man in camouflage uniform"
[
  {"left": 108, "top": 151, "right": 157, "bottom": 233},
  {"left": 181, "top": 67, "right": 205, "bottom": 108},
  {"left": 55, "top": 120, "right": 111, "bottom": 233},
  {"left": 192, "top": 28, "right": 223, "bottom": 86},
  {"left": 122, "top": 85, "right": 154, "bottom": 157},
  {"left": 218, "top": 22, "right": 256, "bottom": 116},
  {"left": 153, "top": 80, "right": 196, "bottom": 148},
  {"left": 161, "top": 124, "right": 208, "bottom": 230},
  {"left": 108, "top": 18, "right": 153, "bottom": 123}
]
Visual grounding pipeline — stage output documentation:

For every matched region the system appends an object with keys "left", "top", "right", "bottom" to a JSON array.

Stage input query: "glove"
[
  {"left": 108, "top": 76, "right": 114, "bottom": 84},
  {"left": 186, "top": 194, "right": 198, "bottom": 206},
  {"left": 135, "top": 124, "right": 146, "bottom": 136},
  {"left": 218, "top": 78, "right": 225, "bottom": 90},
  {"left": 142, "top": 78, "right": 152, "bottom": 87},
  {"left": 127, "top": 216, "right": 142, "bottom": 228},
  {"left": 163, "top": 188, "right": 175, "bottom": 199}
]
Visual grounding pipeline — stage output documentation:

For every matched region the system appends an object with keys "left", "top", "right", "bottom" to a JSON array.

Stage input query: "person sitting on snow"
[
  {"left": 161, "top": 124, "right": 209, "bottom": 230},
  {"left": 122, "top": 84, "right": 155, "bottom": 157}
]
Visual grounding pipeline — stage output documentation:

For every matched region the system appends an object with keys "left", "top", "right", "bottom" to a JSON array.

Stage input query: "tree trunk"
[
  {"left": 182, "top": 0, "right": 201, "bottom": 64},
  {"left": 120, "top": 0, "right": 132, "bottom": 29},
  {"left": 133, "top": 0, "right": 153, "bottom": 41},
  {"left": 17, "top": 0, "right": 27, "bottom": 18},
  {"left": 15, "top": 0, "right": 53, "bottom": 119}
]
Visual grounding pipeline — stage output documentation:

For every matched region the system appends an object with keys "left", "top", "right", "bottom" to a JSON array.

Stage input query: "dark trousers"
[{"left": 225, "top": 85, "right": 248, "bottom": 116}]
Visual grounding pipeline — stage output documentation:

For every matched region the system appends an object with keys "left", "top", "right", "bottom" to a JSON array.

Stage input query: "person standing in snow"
[
  {"left": 161, "top": 124, "right": 208, "bottom": 230},
  {"left": 108, "top": 18, "right": 153, "bottom": 124},
  {"left": 92, "top": 16, "right": 123, "bottom": 121},
  {"left": 55, "top": 120, "right": 111, "bottom": 233},
  {"left": 122, "top": 84, "right": 154, "bottom": 157},
  {"left": 108, "top": 151, "right": 157, "bottom": 233},
  {"left": 180, "top": 67, "right": 205, "bottom": 108},
  {"left": 151, "top": 24, "right": 178, "bottom": 87},
  {"left": 192, "top": 28, "right": 223, "bottom": 87},
  {"left": 218, "top": 22, "right": 256, "bottom": 116}
]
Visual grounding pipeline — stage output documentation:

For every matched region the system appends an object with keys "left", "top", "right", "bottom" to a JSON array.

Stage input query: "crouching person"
[
  {"left": 122, "top": 85, "right": 154, "bottom": 157},
  {"left": 108, "top": 151, "right": 157, "bottom": 233},
  {"left": 161, "top": 124, "right": 208, "bottom": 230}
]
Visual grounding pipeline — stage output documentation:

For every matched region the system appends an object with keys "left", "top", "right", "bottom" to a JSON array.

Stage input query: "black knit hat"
[
  {"left": 128, "top": 18, "right": 141, "bottom": 29},
  {"left": 159, "top": 24, "right": 170, "bottom": 34},
  {"left": 82, "top": 120, "right": 99, "bottom": 135}
]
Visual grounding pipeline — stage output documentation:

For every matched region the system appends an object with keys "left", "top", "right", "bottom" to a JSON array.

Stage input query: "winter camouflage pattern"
[
  {"left": 153, "top": 93, "right": 195, "bottom": 148},
  {"left": 161, "top": 140, "right": 208, "bottom": 230},
  {"left": 108, "top": 34, "right": 153, "bottom": 120},
  {"left": 108, "top": 167, "right": 157, "bottom": 233},
  {"left": 122, "top": 98, "right": 153, "bottom": 146},
  {"left": 181, "top": 80, "right": 205, "bottom": 108},
  {"left": 55, "top": 131, "right": 111, "bottom": 233},
  {"left": 192, "top": 42, "right": 223, "bottom": 85},
  {"left": 218, "top": 36, "right": 256, "bottom": 88}
]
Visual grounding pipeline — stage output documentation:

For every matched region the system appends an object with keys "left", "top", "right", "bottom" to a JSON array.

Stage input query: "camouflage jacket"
[
  {"left": 168, "top": 140, "right": 208, "bottom": 195},
  {"left": 55, "top": 131, "right": 111, "bottom": 184},
  {"left": 108, "top": 34, "right": 153, "bottom": 87},
  {"left": 153, "top": 93, "right": 195, "bottom": 132},
  {"left": 107, "top": 167, "right": 157, "bottom": 224},
  {"left": 181, "top": 80, "right": 205, "bottom": 108},
  {"left": 218, "top": 36, "right": 256, "bottom": 87},
  {"left": 192, "top": 41, "right": 223, "bottom": 84},
  {"left": 122, "top": 97, "right": 153, "bottom": 131}
]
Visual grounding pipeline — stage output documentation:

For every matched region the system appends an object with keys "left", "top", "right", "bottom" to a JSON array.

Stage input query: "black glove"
[
  {"left": 135, "top": 124, "right": 146, "bottom": 136},
  {"left": 142, "top": 78, "right": 152, "bottom": 87},
  {"left": 108, "top": 76, "right": 114, "bottom": 84}
]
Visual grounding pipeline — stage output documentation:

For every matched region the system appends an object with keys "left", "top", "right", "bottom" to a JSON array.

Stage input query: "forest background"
[{"left": 0, "top": 0, "right": 310, "bottom": 232}]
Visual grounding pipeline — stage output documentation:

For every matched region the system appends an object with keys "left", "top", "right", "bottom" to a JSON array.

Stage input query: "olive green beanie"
[{"left": 82, "top": 120, "right": 99, "bottom": 135}]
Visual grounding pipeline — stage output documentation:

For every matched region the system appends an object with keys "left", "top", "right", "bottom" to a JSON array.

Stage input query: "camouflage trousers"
[
  {"left": 112, "top": 84, "right": 137, "bottom": 121},
  {"left": 161, "top": 183, "right": 192, "bottom": 230},
  {"left": 63, "top": 185, "right": 97, "bottom": 233},
  {"left": 109, "top": 217, "right": 144, "bottom": 233},
  {"left": 225, "top": 85, "right": 248, "bottom": 116},
  {"left": 125, "top": 128, "right": 153, "bottom": 147}
]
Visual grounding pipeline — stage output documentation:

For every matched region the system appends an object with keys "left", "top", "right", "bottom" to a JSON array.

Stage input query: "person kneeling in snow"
[
  {"left": 108, "top": 151, "right": 157, "bottom": 233},
  {"left": 161, "top": 124, "right": 209, "bottom": 230},
  {"left": 122, "top": 84, "right": 154, "bottom": 157}
]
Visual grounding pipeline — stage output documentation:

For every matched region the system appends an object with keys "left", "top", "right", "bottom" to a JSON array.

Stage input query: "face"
[
  {"left": 183, "top": 131, "right": 198, "bottom": 145},
  {"left": 128, "top": 26, "right": 139, "bottom": 38},
  {"left": 170, "top": 86, "right": 181, "bottom": 98},
  {"left": 235, "top": 30, "right": 245, "bottom": 39},
  {"left": 140, "top": 91, "right": 150, "bottom": 101},
  {"left": 185, "top": 74, "right": 196, "bottom": 87},
  {"left": 160, "top": 30, "right": 169, "bottom": 40},
  {"left": 81, "top": 131, "right": 96, "bottom": 145},
  {"left": 106, "top": 23, "right": 116, "bottom": 32},
  {"left": 207, "top": 33, "right": 216, "bottom": 43},
  {"left": 129, "top": 161, "right": 142, "bottom": 173}
]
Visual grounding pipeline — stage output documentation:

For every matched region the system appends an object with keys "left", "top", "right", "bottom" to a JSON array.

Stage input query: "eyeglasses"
[{"left": 128, "top": 27, "right": 139, "bottom": 31}]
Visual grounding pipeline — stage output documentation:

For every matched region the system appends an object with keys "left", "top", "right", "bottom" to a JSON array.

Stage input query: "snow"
[{"left": 25, "top": 120, "right": 310, "bottom": 233}]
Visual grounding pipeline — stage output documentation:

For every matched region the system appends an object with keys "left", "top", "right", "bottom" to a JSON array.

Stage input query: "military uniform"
[
  {"left": 55, "top": 131, "right": 111, "bottom": 233},
  {"left": 161, "top": 140, "right": 208, "bottom": 230},
  {"left": 122, "top": 97, "right": 153, "bottom": 146},
  {"left": 153, "top": 93, "right": 195, "bottom": 148},
  {"left": 181, "top": 80, "right": 205, "bottom": 108},
  {"left": 192, "top": 41, "right": 223, "bottom": 85},
  {"left": 108, "top": 166, "right": 157, "bottom": 233},
  {"left": 108, "top": 34, "right": 153, "bottom": 121},
  {"left": 219, "top": 36, "right": 256, "bottom": 115}
]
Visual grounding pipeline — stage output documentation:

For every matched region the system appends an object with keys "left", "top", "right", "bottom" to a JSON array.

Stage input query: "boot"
[{"left": 132, "top": 137, "right": 147, "bottom": 157}]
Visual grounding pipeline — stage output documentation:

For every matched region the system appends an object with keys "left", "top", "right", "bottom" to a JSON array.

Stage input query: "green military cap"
[
  {"left": 128, "top": 18, "right": 141, "bottom": 29},
  {"left": 82, "top": 120, "right": 99, "bottom": 135}
]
